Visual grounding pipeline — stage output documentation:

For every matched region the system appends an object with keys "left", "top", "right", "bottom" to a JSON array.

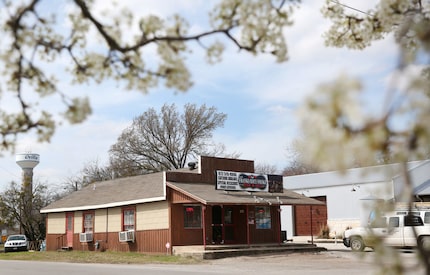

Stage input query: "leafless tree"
[
  {"left": 254, "top": 163, "right": 278, "bottom": 174},
  {"left": 0, "top": 181, "right": 58, "bottom": 241},
  {"left": 80, "top": 159, "right": 114, "bottom": 182},
  {"left": 282, "top": 161, "right": 320, "bottom": 176},
  {"left": 282, "top": 141, "right": 321, "bottom": 176},
  {"left": 109, "top": 103, "right": 227, "bottom": 175},
  {"left": 62, "top": 158, "right": 114, "bottom": 192},
  {"left": 199, "top": 142, "right": 241, "bottom": 161}
]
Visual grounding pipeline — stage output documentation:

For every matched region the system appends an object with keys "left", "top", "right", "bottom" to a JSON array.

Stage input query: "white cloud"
[{"left": 0, "top": 1, "right": 400, "bottom": 190}]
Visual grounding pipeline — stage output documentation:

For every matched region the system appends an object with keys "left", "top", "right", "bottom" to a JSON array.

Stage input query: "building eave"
[{"left": 40, "top": 196, "right": 166, "bottom": 214}]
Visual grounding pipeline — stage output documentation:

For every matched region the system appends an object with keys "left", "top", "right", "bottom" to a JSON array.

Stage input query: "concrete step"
[{"left": 174, "top": 243, "right": 326, "bottom": 260}]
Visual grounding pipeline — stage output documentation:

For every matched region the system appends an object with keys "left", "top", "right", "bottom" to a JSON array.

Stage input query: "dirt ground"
[{"left": 208, "top": 243, "right": 426, "bottom": 275}]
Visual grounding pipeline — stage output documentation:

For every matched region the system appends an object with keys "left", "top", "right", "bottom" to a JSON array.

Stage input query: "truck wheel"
[
  {"left": 419, "top": 236, "right": 430, "bottom": 251},
  {"left": 350, "top": 236, "right": 365, "bottom": 252}
]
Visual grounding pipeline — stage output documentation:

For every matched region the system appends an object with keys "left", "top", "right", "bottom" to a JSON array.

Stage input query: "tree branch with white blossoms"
[
  {"left": 0, "top": 0, "right": 298, "bottom": 154},
  {"left": 297, "top": 1, "right": 430, "bottom": 274}
]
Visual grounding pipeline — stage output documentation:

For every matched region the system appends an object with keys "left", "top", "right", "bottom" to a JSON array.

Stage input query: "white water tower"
[
  {"left": 16, "top": 153, "right": 39, "bottom": 235},
  {"left": 16, "top": 153, "right": 40, "bottom": 196}
]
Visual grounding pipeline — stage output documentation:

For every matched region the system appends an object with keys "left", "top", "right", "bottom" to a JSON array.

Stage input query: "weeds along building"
[{"left": 40, "top": 156, "right": 322, "bottom": 253}]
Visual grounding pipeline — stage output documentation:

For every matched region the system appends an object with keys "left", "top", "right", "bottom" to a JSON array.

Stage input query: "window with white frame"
[
  {"left": 83, "top": 212, "right": 94, "bottom": 233},
  {"left": 123, "top": 208, "right": 135, "bottom": 231}
]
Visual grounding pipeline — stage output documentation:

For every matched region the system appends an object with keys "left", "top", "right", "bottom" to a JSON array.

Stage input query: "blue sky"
[{"left": 0, "top": 1, "right": 397, "bottom": 191}]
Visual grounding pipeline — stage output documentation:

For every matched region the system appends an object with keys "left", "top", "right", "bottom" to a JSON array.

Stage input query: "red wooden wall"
[{"left": 294, "top": 196, "right": 327, "bottom": 236}]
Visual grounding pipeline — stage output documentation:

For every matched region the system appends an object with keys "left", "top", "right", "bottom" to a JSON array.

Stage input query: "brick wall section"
[{"left": 294, "top": 196, "right": 327, "bottom": 236}]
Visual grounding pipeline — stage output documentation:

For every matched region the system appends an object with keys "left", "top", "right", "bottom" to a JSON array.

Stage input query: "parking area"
[{"left": 0, "top": 239, "right": 426, "bottom": 274}]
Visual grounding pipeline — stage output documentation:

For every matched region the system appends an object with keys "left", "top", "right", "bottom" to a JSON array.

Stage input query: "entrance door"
[
  {"left": 212, "top": 205, "right": 223, "bottom": 244},
  {"left": 224, "top": 207, "right": 234, "bottom": 243},
  {"left": 66, "top": 213, "right": 74, "bottom": 248}
]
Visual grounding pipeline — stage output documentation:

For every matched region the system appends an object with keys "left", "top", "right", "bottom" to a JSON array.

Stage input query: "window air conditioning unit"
[
  {"left": 79, "top": 232, "right": 93, "bottom": 243},
  {"left": 119, "top": 230, "right": 135, "bottom": 242}
]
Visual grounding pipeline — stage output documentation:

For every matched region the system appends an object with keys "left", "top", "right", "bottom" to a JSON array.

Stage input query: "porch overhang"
[{"left": 167, "top": 182, "right": 324, "bottom": 206}]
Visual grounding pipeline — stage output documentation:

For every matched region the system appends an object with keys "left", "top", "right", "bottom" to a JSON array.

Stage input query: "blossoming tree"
[
  {"left": 0, "top": 0, "right": 297, "bottom": 153},
  {"left": 298, "top": 1, "right": 430, "bottom": 273}
]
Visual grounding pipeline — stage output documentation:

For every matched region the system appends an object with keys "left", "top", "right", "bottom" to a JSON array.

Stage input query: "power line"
[
  {"left": 0, "top": 165, "right": 19, "bottom": 179},
  {"left": 328, "top": 0, "right": 374, "bottom": 17}
]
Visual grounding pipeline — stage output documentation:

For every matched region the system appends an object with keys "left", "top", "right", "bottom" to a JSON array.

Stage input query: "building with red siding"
[{"left": 41, "top": 156, "right": 322, "bottom": 253}]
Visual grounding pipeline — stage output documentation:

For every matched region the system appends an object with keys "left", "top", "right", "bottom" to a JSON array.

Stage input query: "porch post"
[
  {"left": 246, "top": 205, "right": 250, "bottom": 246},
  {"left": 202, "top": 205, "right": 206, "bottom": 248},
  {"left": 277, "top": 205, "right": 281, "bottom": 245},
  {"left": 310, "top": 205, "right": 314, "bottom": 245}
]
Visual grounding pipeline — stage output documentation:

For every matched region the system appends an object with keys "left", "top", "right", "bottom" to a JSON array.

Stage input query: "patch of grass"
[{"left": 0, "top": 250, "right": 201, "bottom": 265}]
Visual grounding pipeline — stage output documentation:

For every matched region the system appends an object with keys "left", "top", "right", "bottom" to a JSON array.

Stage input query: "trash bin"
[{"left": 281, "top": 230, "right": 287, "bottom": 242}]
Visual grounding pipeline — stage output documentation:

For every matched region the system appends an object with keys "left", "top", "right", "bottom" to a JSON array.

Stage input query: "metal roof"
[
  {"left": 167, "top": 181, "right": 324, "bottom": 206},
  {"left": 284, "top": 161, "right": 426, "bottom": 190}
]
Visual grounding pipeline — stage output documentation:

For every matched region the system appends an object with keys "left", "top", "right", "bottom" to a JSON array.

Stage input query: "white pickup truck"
[{"left": 343, "top": 211, "right": 430, "bottom": 251}]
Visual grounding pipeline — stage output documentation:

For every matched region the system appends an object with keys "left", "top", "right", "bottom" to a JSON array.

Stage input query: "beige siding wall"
[
  {"left": 107, "top": 207, "right": 122, "bottom": 232},
  {"left": 137, "top": 201, "right": 169, "bottom": 230},
  {"left": 74, "top": 211, "right": 82, "bottom": 233},
  {"left": 47, "top": 213, "right": 65, "bottom": 234},
  {"left": 95, "top": 209, "right": 108, "bottom": 233},
  {"left": 46, "top": 201, "right": 168, "bottom": 235}
]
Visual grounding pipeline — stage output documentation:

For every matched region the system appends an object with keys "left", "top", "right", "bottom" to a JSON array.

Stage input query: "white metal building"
[{"left": 281, "top": 160, "right": 430, "bottom": 239}]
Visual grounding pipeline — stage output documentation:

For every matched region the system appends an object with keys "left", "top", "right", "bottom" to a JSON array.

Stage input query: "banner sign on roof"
[
  {"left": 268, "top": 174, "right": 283, "bottom": 193},
  {"left": 216, "top": 170, "right": 268, "bottom": 192}
]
